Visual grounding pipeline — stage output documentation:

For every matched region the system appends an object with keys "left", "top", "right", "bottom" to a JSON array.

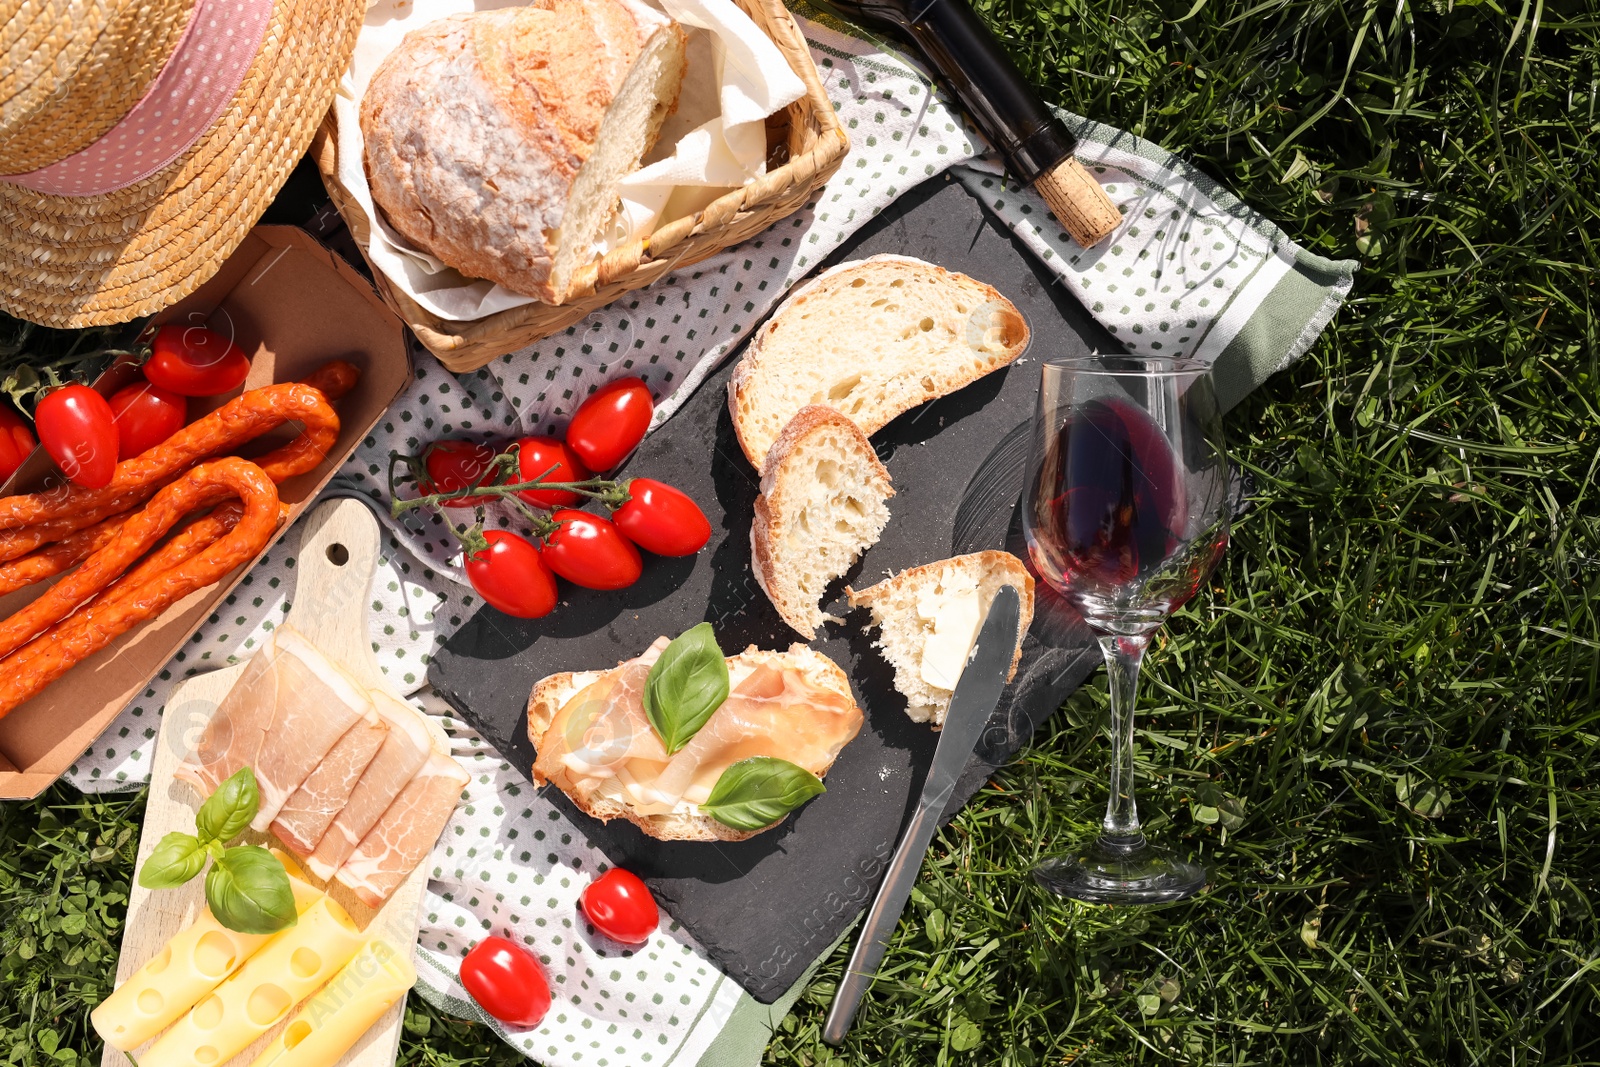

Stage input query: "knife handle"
[{"left": 822, "top": 790, "right": 949, "bottom": 1045}]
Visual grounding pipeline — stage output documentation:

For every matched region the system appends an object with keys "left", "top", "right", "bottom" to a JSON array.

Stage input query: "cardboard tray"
[
  {"left": 0, "top": 226, "right": 412, "bottom": 799},
  {"left": 427, "top": 177, "right": 1109, "bottom": 1002}
]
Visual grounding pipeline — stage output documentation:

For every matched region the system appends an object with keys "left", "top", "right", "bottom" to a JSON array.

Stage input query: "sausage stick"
[{"left": 0, "top": 458, "right": 280, "bottom": 717}]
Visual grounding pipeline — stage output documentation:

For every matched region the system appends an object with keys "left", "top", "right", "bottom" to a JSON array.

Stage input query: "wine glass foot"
[{"left": 1033, "top": 834, "right": 1206, "bottom": 904}]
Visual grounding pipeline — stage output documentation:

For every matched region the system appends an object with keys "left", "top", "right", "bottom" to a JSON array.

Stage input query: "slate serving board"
[{"left": 428, "top": 176, "right": 1110, "bottom": 1002}]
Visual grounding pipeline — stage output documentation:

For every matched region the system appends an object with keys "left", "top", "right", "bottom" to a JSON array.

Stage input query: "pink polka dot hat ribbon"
[{"left": 0, "top": 0, "right": 274, "bottom": 197}]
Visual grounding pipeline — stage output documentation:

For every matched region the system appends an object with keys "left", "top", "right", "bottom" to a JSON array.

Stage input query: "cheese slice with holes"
[
  {"left": 140, "top": 895, "right": 364, "bottom": 1067},
  {"left": 89, "top": 874, "right": 321, "bottom": 1052},
  {"left": 246, "top": 938, "right": 416, "bottom": 1067}
]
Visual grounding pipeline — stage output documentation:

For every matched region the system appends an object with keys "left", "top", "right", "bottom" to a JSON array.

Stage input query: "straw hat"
[{"left": 0, "top": 0, "right": 366, "bottom": 328}]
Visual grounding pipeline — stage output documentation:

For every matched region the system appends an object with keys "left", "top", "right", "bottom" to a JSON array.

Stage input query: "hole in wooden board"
[{"left": 326, "top": 543, "right": 350, "bottom": 566}]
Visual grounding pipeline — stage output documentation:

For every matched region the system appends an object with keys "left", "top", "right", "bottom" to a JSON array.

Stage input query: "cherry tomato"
[
  {"left": 611, "top": 479, "right": 710, "bottom": 557},
  {"left": 35, "top": 385, "right": 118, "bottom": 489},
  {"left": 460, "top": 936, "right": 551, "bottom": 1029},
  {"left": 107, "top": 381, "right": 187, "bottom": 458},
  {"left": 565, "top": 377, "right": 653, "bottom": 473},
  {"left": 143, "top": 323, "right": 251, "bottom": 396},
  {"left": 541, "top": 510, "right": 642, "bottom": 590},
  {"left": 425, "top": 440, "right": 497, "bottom": 508},
  {"left": 466, "top": 531, "right": 558, "bottom": 619},
  {"left": 0, "top": 405, "right": 36, "bottom": 484},
  {"left": 580, "top": 868, "right": 659, "bottom": 944},
  {"left": 514, "top": 435, "right": 590, "bottom": 509}
]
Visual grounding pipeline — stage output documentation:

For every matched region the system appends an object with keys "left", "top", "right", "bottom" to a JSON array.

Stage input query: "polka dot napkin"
[{"left": 64, "top": 11, "right": 1354, "bottom": 1066}]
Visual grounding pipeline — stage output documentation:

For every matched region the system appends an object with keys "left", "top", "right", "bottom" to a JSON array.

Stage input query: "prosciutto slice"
[
  {"left": 335, "top": 749, "right": 468, "bottom": 908},
  {"left": 305, "top": 691, "right": 432, "bottom": 882},
  {"left": 269, "top": 706, "right": 389, "bottom": 857}
]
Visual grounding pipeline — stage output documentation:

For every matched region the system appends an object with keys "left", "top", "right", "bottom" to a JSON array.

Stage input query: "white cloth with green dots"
[{"left": 64, "top": 10, "right": 1354, "bottom": 1066}]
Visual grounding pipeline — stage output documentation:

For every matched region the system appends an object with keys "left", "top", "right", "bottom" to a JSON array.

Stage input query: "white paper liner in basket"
[{"left": 334, "top": 0, "right": 805, "bottom": 321}]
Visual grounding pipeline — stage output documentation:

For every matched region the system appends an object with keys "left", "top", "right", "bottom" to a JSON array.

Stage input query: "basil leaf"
[
  {"left": 195, "top": 766, "right": 259, "bottom": 845},
  {"left": 701, "top": 757, "right": 826, "bottom": 831},
  {"left": 643, "top": 623, "right": 729, "bottom": 753},
  {"left": 138, "top": 832, "right": 206, "bottom": 889},
  {"left": 204, "top": 846, "right": 297, "bottom": 935}
]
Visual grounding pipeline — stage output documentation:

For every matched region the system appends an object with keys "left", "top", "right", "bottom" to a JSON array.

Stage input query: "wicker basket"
[{"left": 312, "top": 0, "right": 849, "bottom": 373}]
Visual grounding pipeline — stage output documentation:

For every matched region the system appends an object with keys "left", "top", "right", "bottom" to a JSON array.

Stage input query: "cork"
[{"left": 1033, "top": 156, "right": 1122, "bottom": 248}]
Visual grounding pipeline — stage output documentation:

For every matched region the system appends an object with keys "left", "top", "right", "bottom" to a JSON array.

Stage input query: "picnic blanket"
[{"left": 65, "top": 8, "right": 1356, "bottom": 1065}]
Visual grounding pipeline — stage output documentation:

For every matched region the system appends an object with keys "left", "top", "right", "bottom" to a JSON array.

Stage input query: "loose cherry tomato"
[
  {"left": 541, "top": 510, "right": 642, "bottom": 590},
  {"left": 460, "top": 936, "right": 551, "bottom": 1029},
  {"left": 35, "top": 385, "right": 117, "bottom": 488},
  {"left": 565, "top": 377, "right": 653, "bottom": 472},
  {"left": 0, "top": 405, "right": 36, "bottom": 484},
  {"left": 143, "top": 323, "right": 251, "bottom": 396},
  {"left": 108, "top": 381, "right": 187, "bottom": 458},
  {"left": 580, "top": 868, "right": 659, "bottom": 944},
  {"left": 611, "top": 479, "right": 710, "bottom": 557},
  {"left": 466, "top": 531, "right": 558, "bottom": 619},
  {"left": 514, "top": 435, "right": 590, "bottom": 509},
  {"left": 425, "top": 440, "right": 497, "bottom": 508}
]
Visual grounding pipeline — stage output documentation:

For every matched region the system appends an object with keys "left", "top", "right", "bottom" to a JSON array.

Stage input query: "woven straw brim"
[{"left": 0, "top": 0, "right": 365, "bottom": 328}]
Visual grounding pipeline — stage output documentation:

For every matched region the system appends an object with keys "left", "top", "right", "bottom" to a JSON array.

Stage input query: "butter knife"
[{"left": 822, "top": 583, "right": 1023, "bottom": 1045}]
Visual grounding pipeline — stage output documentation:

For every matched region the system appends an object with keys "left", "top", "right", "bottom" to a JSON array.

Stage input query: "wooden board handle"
[{"left": 1033, "top": 157, "right": 1122, "bottom": 248}]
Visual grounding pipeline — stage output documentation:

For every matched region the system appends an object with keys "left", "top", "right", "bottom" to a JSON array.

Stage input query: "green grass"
[{"left": 2, "top": 0, "right": 1597, "bottom": 1063}]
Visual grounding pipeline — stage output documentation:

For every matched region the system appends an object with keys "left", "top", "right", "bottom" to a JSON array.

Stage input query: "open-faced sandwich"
[{"left": 527, "top": 624, "right": 863, "bottom": 841}]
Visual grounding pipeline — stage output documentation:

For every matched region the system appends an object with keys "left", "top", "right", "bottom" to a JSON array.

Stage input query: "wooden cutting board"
[
  {"left": 103, "top": 498, "right": 440, "bottom": 1067},
  {"left": 428, "top": 177, "right": 1108, "bottom": 1003}
]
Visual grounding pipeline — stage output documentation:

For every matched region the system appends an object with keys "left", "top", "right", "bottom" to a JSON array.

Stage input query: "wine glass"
[{"left": 1022, "top": 354, "right": 1231, "bottom": 904}]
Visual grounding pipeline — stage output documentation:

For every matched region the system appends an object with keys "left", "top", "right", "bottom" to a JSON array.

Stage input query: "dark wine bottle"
[{"left": 809, "top": 0, "right": 1122, "bottom": 247}]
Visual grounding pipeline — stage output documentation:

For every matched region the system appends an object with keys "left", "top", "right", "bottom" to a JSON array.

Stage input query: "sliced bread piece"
[
  {"left": 848, "top": 551, "right": 1036, "bottom": 728},
  {"left": 527, "top": 643, "right": 863, "bottom": 842},
  {"left": 728, "top": 254, "right": 1030, "bottom": 469},
  {"left": 752, "top": 406, "right": 894, "bottom": 639}
]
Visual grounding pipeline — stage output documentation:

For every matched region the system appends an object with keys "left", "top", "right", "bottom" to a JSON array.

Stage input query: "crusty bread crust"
[
  {"left": 848, "top": 550, "right": 1036, "bottom": 729},
  {"left": 526, "top": 645, "right": 861, "bottom": 841},
  {"left": 361, "top": 1, "right": 684, "bottom": 302},
  {"left": 728, "top": 254, "right": 1030, "bottom": 469},
  {"left": 751, "top": 406, "right": 893, "bottom": 639}
]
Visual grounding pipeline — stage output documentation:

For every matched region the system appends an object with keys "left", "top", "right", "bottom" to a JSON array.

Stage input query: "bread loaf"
[
  {"left": 361, "top": 1, "right": 687, "bottom": 304},
  {"left": 728, "top": 254, "right": 1030, "bottom": 469},
  {"left": 848, "top": 551, "right": 1035, "bottom": 728},
  {"left": 751, "top": 406, "right": 894, "bottom": 639}
]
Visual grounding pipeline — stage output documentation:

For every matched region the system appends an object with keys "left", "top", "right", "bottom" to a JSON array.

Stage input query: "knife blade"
[{"left": 822, "top": 583, "right": 1023, "bottom": 1045}]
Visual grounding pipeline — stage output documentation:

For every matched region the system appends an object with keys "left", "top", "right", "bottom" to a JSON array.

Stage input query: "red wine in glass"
[{"left": 1023, "top": 356, "right": 1230, "bottom": 904}]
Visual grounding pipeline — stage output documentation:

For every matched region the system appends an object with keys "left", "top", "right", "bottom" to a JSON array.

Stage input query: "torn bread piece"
[
  {"left": 751, "top": 406, "right": 893, "bottom": 639},
  {"left": 848, "top": 551, "right": 1035, "bottom": 728},
  {"left": 728, "top": 254, "right": 1030, "bottom": 470},
  {"left": 527, "top": 639, "right": 863, "bottom": 842}
]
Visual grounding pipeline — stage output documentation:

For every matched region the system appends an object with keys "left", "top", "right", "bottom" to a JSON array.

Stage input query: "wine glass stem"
[{"left": 1098, "top": 632, "right": 1150, "bottom": 841}]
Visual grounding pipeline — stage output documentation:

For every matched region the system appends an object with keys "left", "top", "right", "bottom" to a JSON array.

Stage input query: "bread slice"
[
  {"left": 527, "top": 644, "right": 861, "bottom": 842},
  {"left": 362, "top": 0, "right": 687, "bottom": 304},
  {"left": 751, "top": 406, "right": 894, "bottom": 639},
  {"left": 728, "top": 254, "right": 1030, "bottom": 469},
  {"left": 848, "top": 551, "right": 1036, "bottom": 728}
]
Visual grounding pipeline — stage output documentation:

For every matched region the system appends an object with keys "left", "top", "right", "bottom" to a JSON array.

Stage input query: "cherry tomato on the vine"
[
  {"left": 35, "top": 385, "right": 118, "bottom": 489},
  {"left": 108, "top": 381, "right": 186, "bottom": 458},
  {"left": 425, "top": 440, "right": 497, "bottom": 508},
  {"left": 514, "top": 435, "right": 590, "bottom": 509},
  {"left": 0, "top": 406, "right": 36, "bottom": 484},
  {"left": 580, "top": 868, "right": 658, "bottom": 944},
  {"left": 466, "top": 531, "right": 558, "bottom": 619},
  {"left": 611, "top": 478, "right": 710, "bottom": 557},
  {"left": 565, "top": 377, "right": 653, "bottom": 472},
  {"left": 541, "top": 510, "right": 642, "bottom": 590},
  {"left": 143, "top": 323, "right": 251, "bottom": 396},
  {"left": 460, "top": 936, "right": 551, "bottom": 1028}
]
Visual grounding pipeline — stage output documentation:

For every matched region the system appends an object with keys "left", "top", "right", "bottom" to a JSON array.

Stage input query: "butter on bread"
[
  {"left": 527, "top": 644, "right": 862, "bottom": 842},
  {"left": 848, "top": 551, "right": 1035, "bottom": 728},
  {"left": 728, "top": 254, "right": 1029, "bottom": 471},
  {"left": 751, "top": 406, "right": 894, "bottom": 639}
]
